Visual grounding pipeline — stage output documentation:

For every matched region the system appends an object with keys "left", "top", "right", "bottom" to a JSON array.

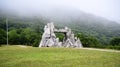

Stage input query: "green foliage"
[
  {"left": 56, "top": 20, "right": 120, "bottom": 45},
  {"left": 55, "top": 33, "right": 64, "bottom": 41},
  {"left": 0, "top": 16, "right": 120, "bottom": 49},
  {"left": 8, "top": 29, "right": 20, "bottom": 44},
  {"left": 0, "top": 17, "right": 6, "bottom": 30},
  {"left": 110, "top": 37, "right": 120, "bottom": 46},
  {"left": 0, "top": 29, "right": 6, "bottom": 45},
  {"left": 0, "top": 16, "right": 45, "bottom": 46},
  {"left": 8, "top": 28, "right": 42, "bottom": 46},
  {"left": 32, "top": 39, "right": 40, "bottom": 47},
  {"left": 106, "top": 46, "right": 120, "bottom": 50},
  {"left": 76, "top": 33, "right": 102, "bottom": 47},
  {"left": 21, "top": 28, "right": 41, "bottom": 46}
]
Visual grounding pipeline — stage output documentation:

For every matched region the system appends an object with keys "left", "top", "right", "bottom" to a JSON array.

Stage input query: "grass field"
[{"left": 0, "top": 45, "right": 120, "bottom": 67}]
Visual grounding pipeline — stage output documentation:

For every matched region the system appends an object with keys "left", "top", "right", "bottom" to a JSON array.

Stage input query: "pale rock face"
[{"left": 39, "top": 22, "right": 83, "bottom": 48}]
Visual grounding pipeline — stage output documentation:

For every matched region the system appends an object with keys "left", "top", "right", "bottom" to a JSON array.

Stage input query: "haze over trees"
[{"left": 0, "top": 6, "right": 120, "bottom": 49}]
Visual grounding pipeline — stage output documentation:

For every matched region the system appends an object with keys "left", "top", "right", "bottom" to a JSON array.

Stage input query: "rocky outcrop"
[{"left": 39, "top": 22, "right": 83, "bottom": 48}]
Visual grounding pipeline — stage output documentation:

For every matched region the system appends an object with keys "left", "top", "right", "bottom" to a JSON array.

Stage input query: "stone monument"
[{"left": 39, "top": 22, "right": 83, "bottom": 48}]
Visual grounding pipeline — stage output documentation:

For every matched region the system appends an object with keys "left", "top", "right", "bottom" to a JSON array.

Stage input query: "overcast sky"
[{"left": 0, "top": 0, "right": 120, "bottom": 23}]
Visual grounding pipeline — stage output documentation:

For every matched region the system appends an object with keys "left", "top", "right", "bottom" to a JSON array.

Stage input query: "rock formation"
[{"left": 39, "top": 22, "right": 83, "bottom": 48}]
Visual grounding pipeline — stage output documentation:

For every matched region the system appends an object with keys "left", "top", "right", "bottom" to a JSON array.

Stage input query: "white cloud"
[{"left": 1, "top": 0, "right": 120, "bottom": 23}]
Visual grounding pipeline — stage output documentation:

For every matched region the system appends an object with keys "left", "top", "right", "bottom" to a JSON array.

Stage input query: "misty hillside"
[
  {"left": 0, "top": 8, "right": 120, "bottom": 45},
  {"left": 43, "top": 8, "right": 120, "bottom": 44}
]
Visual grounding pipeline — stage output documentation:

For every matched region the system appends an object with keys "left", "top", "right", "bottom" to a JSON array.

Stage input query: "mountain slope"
[
  {"left": 0, "top": 8, "right": 120, "bottom": 45},
  {"left": 37, "top": 8, "right": 120, "bottom": 44}
]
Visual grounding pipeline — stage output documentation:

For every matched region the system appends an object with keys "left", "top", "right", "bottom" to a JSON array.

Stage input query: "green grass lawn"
[{"left": 0, "top": 45, "right": 120, "bottom": 67}]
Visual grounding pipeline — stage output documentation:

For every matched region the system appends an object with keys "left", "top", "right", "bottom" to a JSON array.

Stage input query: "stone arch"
[{"left": 39, "top": 22, "right": 83, "bottom": 48}]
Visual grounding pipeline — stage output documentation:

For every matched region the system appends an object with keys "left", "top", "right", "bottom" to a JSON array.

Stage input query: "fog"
[{"left": 0, "top": 0, "right": 120, "bottom": 23}]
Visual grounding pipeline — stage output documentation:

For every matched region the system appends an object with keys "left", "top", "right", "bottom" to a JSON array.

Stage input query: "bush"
[
  {"left": 32, "top": 39, "right": 40, "bottom": 47},
  {"left": 76, "top": 33, "right": 102, "bottom": 48},
  {"left": 110, "top": 37, "right": 120, "bottom": 46},
  {"left": 106, "top": 46, "right": 120, "bottom": 50}
]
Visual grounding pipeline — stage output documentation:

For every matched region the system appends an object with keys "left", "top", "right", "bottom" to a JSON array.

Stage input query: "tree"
[
  {"left": 32, "top": 39, "right": 40, "bottom": 47},
  {"left": 21, "top": 28, "right": 41, "bottom": 46},
  {"left": 110, "top": 37, "right": 120, "bottom": 46},
  {"left": 55, "top": 33, "right": 64, "bottom": 41},
  {"left": 0, "top": 29, "right": 6, "bottom": 45},
  {"left": 76, "top": 33, "right": 101, "bottom": 47},
  {"left": 8, "top": 29, "right": 20, "bottom": 44},
  {"left": 0, "top": 17, "right": 6, "bottom": 30}
]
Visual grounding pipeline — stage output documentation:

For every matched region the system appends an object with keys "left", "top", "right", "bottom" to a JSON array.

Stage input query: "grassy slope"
[{"left": 0, "top": 45, "right": 120, "bottom": 67}]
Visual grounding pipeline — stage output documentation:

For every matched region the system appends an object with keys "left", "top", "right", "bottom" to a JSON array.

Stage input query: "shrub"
[
  {"left": 32, "top": 39, "right": 40, "bottom": 47},
  {"left": 106, "top": 46, "right": 120, "bottom": 50},
  {"left": 76, "top": 33, "right": 102, "bottom": 48},
  {"left": 110, "top": 37, "right": 120, "bottom": 46}
]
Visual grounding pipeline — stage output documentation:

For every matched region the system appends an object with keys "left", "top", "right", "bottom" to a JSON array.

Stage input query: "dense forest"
[{"left": 0, "top": 9, "right": 120, "bottom": 49}]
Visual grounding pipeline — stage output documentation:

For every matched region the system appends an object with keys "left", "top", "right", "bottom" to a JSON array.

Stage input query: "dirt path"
[
  {"left": 81, "top": 48, "right": 120, "bottom": 52},
  {"left": 18, "top": 45, "right": 27, "bottom": 48},
  {"left": 17, "top": 45, "right": 120, "bottom": 52}
]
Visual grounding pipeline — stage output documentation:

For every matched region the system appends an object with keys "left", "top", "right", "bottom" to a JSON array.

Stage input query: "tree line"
[{"left": 0, "top": 17, "right": 120, "bottom": 50}]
